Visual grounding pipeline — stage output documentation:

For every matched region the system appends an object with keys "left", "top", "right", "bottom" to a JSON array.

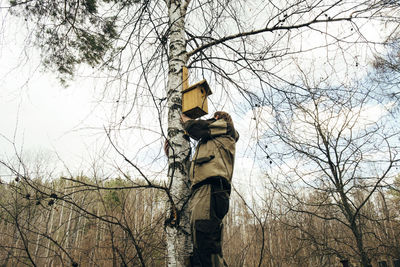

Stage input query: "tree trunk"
[
  {"left": 34, "top": 213, "right": 43, "bottom": 258},
  {"left": 45, "top": 208, "right": 54, "bottom": 262},
  {"left": 165, "top": 1, "right": 192, "bottom": 266},
  {"left": 339, "top": 190, "right": 371, "bottom": 267}
]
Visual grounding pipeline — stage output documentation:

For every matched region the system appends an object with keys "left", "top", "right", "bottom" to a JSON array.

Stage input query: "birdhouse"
[{"left": 181, "top": 67, "right": 212, "bottom": 119}]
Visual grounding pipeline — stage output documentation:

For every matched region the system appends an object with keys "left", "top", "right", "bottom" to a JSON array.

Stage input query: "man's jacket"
[{"left": 183, "top": 118, "right": 239, "bottom": 189}]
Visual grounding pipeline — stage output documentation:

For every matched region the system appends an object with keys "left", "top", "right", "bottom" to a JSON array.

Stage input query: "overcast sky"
[
  {"left": 0, "top": 15, "right": 109, "bottom": 176},
  {"left": 0, "top": 4, "right": 395, "bottom": 195},
  {"left": 0, "top": 26, "right": 255, "bottom": 184}
]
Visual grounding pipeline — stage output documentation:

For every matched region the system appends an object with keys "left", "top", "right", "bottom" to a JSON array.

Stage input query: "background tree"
[{"left": 256, "top": 69, "right": 400, "bottom": 266}]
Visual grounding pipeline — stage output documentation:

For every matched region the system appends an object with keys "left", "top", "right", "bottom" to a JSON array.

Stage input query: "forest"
[
  {"left": 0, "top": 175, "right": 400, "bottom": 266},
  {"left": 1, "top": 0, "right": 400, "bottom": 266}
]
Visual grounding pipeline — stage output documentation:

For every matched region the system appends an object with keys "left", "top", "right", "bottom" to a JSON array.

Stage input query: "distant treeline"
[{"left": 0, "top": 176, "right": 399, "bottom": 266}]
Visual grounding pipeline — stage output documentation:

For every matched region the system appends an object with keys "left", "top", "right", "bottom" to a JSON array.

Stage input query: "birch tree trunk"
[
  {"left": 165, "top": 0, "right": 192, "bottom": 266},
  {"left": 45, "top": 207, "right": 54, "bottom": 266}
]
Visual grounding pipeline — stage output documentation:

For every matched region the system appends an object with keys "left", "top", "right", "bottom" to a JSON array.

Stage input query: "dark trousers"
[{"left": 189, "top": 180, "right": 230, "bottom": 267}]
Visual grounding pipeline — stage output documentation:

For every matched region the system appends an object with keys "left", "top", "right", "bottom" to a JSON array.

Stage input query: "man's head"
[{"left": 214, "top": 111, "right": 233, "bottom": 126}]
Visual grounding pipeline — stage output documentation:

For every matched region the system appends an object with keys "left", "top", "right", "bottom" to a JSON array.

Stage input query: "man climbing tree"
[{"left": 181, "top": 111, "right": 239, "bottom": 266}]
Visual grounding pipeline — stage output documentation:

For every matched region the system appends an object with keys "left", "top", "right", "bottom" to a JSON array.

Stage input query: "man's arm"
[
  {"left": 181, "top": 114, "right": 229, "bottom": 140},
  {"left": 183, "top": 119, "right": 214, "bottom": 140}
]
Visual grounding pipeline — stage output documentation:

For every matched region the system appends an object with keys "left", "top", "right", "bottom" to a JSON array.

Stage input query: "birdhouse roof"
[{"left": 182, "top": 79, "right": 212, "bottom": 95}]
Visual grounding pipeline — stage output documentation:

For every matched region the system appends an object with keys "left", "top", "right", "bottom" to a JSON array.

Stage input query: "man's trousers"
[{"left": 189, "top": 182, "right": 230, "bottom": 267}]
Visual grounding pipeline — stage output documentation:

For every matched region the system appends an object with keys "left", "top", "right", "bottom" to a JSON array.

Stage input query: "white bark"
[
  {"left": 65, "top": 202, "right": 73, "bottom": 248},
  {"left": 45, "top": 208, "right": 54, "bottom": 265},
  {"left": 165, "top": 0, "right": 192, "bottom": 266},
  {"left": 34, "top": 213, "right": 43, "bottom": 257}
]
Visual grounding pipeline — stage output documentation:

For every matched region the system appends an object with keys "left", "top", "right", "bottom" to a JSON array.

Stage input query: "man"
[{"left": 181, "top": 111, "right": 239, "bottom": 267}]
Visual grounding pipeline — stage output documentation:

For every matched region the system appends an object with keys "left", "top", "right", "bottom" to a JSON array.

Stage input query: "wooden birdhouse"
[{"left": 181, "top": 67, "right": 212, "bottom": 119}]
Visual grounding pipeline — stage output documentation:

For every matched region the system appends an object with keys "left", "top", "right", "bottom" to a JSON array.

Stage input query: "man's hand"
[{"left": 180, "top": 113, "right": 192, "bottom": 123}]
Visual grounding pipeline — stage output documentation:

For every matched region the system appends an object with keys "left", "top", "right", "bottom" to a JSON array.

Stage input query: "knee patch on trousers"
[{"left": 194, "top": 219, "right": 222, "bottom": 254}]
